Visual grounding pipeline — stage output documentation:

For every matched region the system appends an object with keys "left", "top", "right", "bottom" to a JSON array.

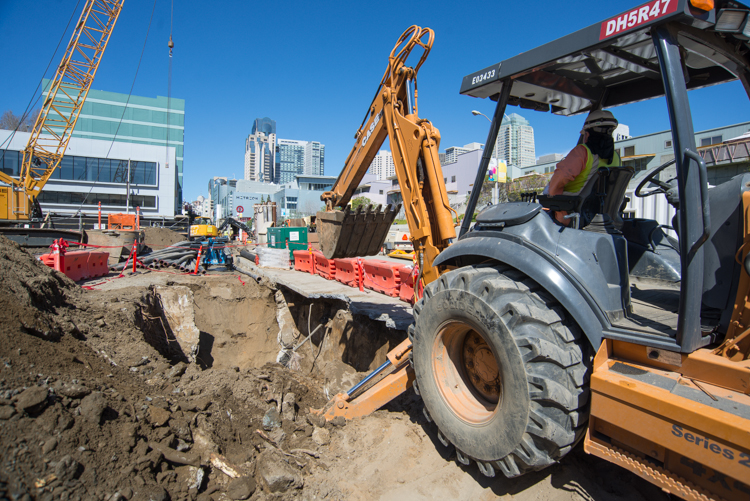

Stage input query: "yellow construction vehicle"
[
  {"left": 0, "top": 0, "right": 123, "bottom": 222},
  {"left": 317, "top": 3, "right": 750, "bottom": 498},
  {"left": 189, "top": 217, "right": 218, "bottom": 239}
]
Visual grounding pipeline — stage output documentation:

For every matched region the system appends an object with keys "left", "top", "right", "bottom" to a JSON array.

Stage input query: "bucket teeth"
[{"left": 316, "top": 203, "right": 402, "bottom": 259}]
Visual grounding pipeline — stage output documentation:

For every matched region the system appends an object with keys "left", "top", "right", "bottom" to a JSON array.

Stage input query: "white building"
[
  {"left": 368, "top": 150, "right": 396, "bottom": 180},
  {"left": 496, "top": 113, "right": 536, "bottom": 169},
  {"left": 444, "top": 143, "right": 483, "bottom": 165},
  {"left": 304, "top": 141, "right": 325, "bottom": 176},
  {"left": 0, "top": 130, "right": 177, "bottom": 217},
  {"left": 244, "top": 118, "right": 277, "bottom": 183}
]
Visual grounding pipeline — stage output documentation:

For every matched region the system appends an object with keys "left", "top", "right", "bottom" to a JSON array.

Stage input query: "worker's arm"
[{"left": 547, "top": 145, "right": 588, "bottom": 196}]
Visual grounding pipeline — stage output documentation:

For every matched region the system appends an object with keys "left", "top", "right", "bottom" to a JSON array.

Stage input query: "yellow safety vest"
[{"left": 562, "top": 145, "right": 621, "bottom": 195}]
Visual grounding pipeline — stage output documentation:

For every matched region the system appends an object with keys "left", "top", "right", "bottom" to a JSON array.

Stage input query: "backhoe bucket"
[{"left": 316, "top": 204, "right": 402, "bottom": 259}]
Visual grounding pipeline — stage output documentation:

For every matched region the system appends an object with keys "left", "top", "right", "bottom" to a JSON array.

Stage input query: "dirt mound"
[
  {"left": 0, "top": 236, "right": 77, "bottom": 340},
  {"left": 142, "top": 227, "right": 188, "bottom": 251}
]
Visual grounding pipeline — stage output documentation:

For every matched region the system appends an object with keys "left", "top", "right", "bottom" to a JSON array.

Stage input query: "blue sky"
[{"left": 1, "top": 0, "right": 748, "bottom": 203}]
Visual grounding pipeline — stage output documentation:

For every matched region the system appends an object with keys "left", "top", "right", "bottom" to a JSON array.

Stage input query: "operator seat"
[{"left": 538, "top": 165, "right": 635, "bottom": 229}]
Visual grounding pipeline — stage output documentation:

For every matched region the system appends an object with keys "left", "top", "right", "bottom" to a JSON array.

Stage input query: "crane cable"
[
  {"left": 75, "top": 0, "right": 158, "bottom": 213},
  {"left": 166, "top": 0, "right": 174, "bottom": 173},
  {"left": 0, "top": 0, "right": 83, "bottom": 152}
]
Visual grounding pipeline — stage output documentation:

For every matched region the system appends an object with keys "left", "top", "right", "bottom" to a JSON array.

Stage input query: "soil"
[
  {"left": 142, "top": 228, "right": 189, "bottom": 251},
  {"left": 0, "top": 235, "right": 670, "bottom": 501}
]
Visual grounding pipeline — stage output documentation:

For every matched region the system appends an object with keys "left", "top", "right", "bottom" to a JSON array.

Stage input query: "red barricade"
[
  {"left": 86, "top": 251, "right": 110, "bottom": 279},
  {"left": 333, "top": 258, "right": 358, "bottom": 286},
  {"left": 363, "top": 260, "right": 402, "bottom": 297},
  {"left": 314, "top": 252, "right": 336, "bottom": 280},
  {"left": 398, "top": 265, "right": 415, "bottom": 304},
  {"left": 63, "top": 251, "right": 90, "bottom": 282},
  {"left": 294, "top": 250, "right": 313, "bottom": 273}
]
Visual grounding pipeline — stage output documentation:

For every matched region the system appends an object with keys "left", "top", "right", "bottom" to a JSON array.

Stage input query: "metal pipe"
[
  {"left": 236, "top": 267, "right": 263, "bottom": 283},
  {"left": 346, "top": 360, "right": 392, "bottom": 396}
]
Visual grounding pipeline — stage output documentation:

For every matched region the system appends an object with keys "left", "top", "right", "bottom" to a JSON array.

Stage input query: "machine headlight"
[{"left": 715, "top": 9, "right": 748, "bottom": 31}]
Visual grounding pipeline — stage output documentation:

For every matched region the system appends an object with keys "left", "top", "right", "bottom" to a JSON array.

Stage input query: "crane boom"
[{"left": 0, "top": 0, "right": 124, "bottom": 220}]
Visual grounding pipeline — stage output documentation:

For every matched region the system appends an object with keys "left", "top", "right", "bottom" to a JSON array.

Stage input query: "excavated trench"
[{"left": 136, "top": 277, "right": 407, "bottom": 395}]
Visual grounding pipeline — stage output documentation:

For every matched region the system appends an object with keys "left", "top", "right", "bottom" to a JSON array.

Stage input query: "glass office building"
[{"left": 42, "top": 79, "right": 185, "bottom": 210}]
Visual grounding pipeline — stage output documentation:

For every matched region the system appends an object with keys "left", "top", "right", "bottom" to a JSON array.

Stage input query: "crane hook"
[{"left": 168, "top": 35, "right": 174, "bottom": 57}]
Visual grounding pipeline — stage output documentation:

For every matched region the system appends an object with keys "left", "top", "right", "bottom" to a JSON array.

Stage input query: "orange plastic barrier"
[
  {"left": 333, "top": 258, "right": 358, "bottom": 287},
  {"left": 63, "top": 251, "right": 90, "bottom": 282},
  {"left": 294, "top": 250, "right": 313, "bottom": 273},
  {"left": 398, "top": 265, "right": 416, "bottom": 304},
  {"left": 363, "top": 260, "right": 402, "bottom": 297},
  {"left": 314, "top": 252, "right": 336, "bottom": 280},
  {"left": 86, "top": 251, "right": 110, "bottom": 279}
]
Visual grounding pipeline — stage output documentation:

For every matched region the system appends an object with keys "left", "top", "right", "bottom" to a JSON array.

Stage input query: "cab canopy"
[{"left": 460, "top": 0, "right": 750, "bottom": 115}]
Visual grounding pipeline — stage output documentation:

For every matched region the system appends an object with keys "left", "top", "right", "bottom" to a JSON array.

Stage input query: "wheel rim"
[{"left": 432, "top": 320, "right": 502, "bottom": 424}]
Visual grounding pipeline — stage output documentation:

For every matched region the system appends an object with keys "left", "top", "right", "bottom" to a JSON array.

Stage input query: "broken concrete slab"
[{"left": 155, "top": 286, "right": 200, "bottom": 363}]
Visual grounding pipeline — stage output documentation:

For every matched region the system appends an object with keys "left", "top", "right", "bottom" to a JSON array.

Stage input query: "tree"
[
  {"left": 350, "top": 196, "right": 372, "bottom": 210},
  {"left": 0, "top": 109, "right": 40, "bottom": 132}
]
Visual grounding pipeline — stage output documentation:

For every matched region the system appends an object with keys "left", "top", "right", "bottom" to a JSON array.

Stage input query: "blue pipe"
[{"left": 346, "top": 360, "right": 392, "bottom": 396}]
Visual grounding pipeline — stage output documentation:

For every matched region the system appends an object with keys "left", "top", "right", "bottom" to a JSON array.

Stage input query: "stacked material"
[
  {"left": 109, "top": 240, "right": 207, "bottom": 274},
  {"left": 256, "top": 246, "right": 291, "bottom": 269}
]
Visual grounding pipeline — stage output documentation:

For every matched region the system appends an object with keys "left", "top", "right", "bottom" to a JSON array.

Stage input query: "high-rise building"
[
  {"left": 496, "top": 113, "right": 536, "bottom": 169},
  {"left": 245, "top": 117, "right": 277, "bottom": 183},
  {"left": 304, "top": 141, "right": 325, "bottom": 176},
  {"left": 275, "top": 139, "right": 326, "bottom": 184},
  {"left": 368, "top": 150, "right": 395, "bottom": 180},
  {"left": 42, "top": 79, "right": 186, "bottom": 212}
]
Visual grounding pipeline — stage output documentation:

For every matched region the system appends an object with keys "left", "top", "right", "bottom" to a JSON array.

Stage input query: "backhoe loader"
[{"left": 316, "top": 2, "right": 750, "bottom": 499}]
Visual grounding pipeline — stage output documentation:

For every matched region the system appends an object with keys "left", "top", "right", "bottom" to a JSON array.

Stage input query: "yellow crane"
[{"left": 0, "top": 0, "right": 124, "bottom": 221}]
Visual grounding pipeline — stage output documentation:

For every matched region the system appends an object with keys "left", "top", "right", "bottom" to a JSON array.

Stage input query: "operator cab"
[{"left": 454, "top": 0, "right": 750, "bottom": 354}]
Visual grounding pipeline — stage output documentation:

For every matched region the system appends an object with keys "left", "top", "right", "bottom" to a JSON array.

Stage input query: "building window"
[
  {"left": 38, "top": 191, "right": 156, "bottom": 208},
  {"left": 379, "top": 190, "right": 383, "bottom": 195},
  {"left": 665, "top": 140, "right": 672, "bottom": 149},
  {"left": 700, "top": 135, "right": 722, "bottom": 147},
  {"left": 451, "top": 176, "right": 456, "bottom": 183},
  {"left": 623, "top": 146, "right": 635, "bottom": 157}
]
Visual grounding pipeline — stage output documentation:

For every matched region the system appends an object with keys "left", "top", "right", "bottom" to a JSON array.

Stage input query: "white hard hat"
[{"left": 582, "top": 110, "right": 618, "bottom": 133}]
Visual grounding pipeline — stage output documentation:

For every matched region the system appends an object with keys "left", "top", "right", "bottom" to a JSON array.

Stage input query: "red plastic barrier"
[
  {"left": 294, "top": 250, "right": 313, "bottom": 273},
  {"left": 314, "top": 252, "right": 336, "bottom": 280},
  {"left": 398, "top": 265, "right": 415, "bottom": 304},
  {"left": 363, "top": 259, "right": 401, "bottom": 297},
  {"left": 86, "top": 251, "right": 110, "bottom": 279},
  {"left": 63, "top": 251, "right": 90, "bottom": 282},
  {"left": 333, "top": 258, "right": 358, "bottom": 287}
]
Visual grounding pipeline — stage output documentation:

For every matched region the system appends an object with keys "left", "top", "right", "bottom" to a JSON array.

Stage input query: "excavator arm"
[
  {"left": 314, "top": 27, "right": 459, "bottom": 422},
  {"left": 0, "top": 0, "right": 124, "bottom": 221},
  {"left": 317, "top": 26, "right": 457, "bottom": 285}
]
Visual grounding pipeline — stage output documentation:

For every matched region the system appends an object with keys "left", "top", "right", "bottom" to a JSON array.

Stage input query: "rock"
[
  {"left": 121, "top": 423, "right": 138, "bottom": 450},
  {"left": 15, "top": 386, "right": 49, "bottom": 414},
  {"left": 120, "top": 487, "right": 133, "bottom": 499},
  {"left": 53, "top": 381, "right": 91, "bottom": 399},
  {"left": 306, "top": 413, "right": 326, "bottom": 429},
  {"left": 226, "top": 476, "right": 256, "bottom": 500},
  {"left": 281, "top": 393, "right": 296, "bottom": 422},
  {"left": 174, "top": 465, "right": 205, "bottom": 491},
  {"left": 262, "top": 407, "right": 281, "bottom": 431},
  {"left": 148, "top": 407, "right": 171, "bottom": 427},
  {"left": 132, "top": 485, "right": 168, "bottom": 501},
  {"left": 256, "top": 450, "right": 303, "bottom": 493},
  {"left": 42, "top": 437, "right": 58, "bottom": 454},
  {"left": 311, "top": 427, "right": 330, "bottom": 446},
  {"left": 331, "top": 416, "right": 346, "bottom": 427},
  {"left": 169, "top": 417, "right": 192, "bottom": 442},
  {"left": 0, "top": 405, "right": 15, "bottom": 420},
  {"left": 54, "top": 455, "right": 79, "bottom": 482},
  {"left": 79, "top": 392, "right": 107, "bottom": 425},
  {"left": 166, "top": 362, "right": 187, "bottom": 380},
  {"left": 186, "top": 396, "right": 212, "bottom": 412}
]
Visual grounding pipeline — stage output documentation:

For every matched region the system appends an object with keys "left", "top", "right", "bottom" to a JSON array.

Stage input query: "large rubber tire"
[{"left": 410, "top": 264, "right": 591, "bottom": 478}]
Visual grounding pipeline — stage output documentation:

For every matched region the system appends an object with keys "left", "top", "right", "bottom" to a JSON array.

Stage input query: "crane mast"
[{"left": 0, "top": 0, "right": 124, "bottom": 220}]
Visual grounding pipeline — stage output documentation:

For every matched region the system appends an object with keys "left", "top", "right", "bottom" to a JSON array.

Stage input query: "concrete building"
[
  {"left": 41, "top": 79, "right": 186, "bottom": 211},
  {"left": 367, "top": 150, "right": 395, "bottom": 180},
  {"left": 353, "top": 173, "right": 391, "bottom": 206},
  {"left": 275, "top": 139, "right": 326, "bottom": 184},
  {"left": 228, "top": 175, "right": 335, "bottom": 220},
  {"left": 537, "top": 153, "right": 564, "bottom": 165},
  {"left": 0, "top": 130, "right": 177, "bottom": 217},
  {"left": 245, "top": 117, "right": 277, "bottom": 183},
  {"left": 496, "top": 113, "right": 535, "bottom": 169},
  {"left": 444, "top": 142, "right": 483, "bottom": 165}
]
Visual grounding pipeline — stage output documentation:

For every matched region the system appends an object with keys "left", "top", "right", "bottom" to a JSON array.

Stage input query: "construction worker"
[{"left": 543, "top": 110, "right": 621, "bottom": 225}]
